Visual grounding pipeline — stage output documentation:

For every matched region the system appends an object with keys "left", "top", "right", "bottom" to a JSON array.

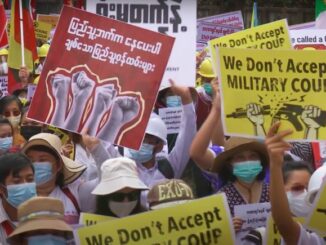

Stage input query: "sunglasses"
[
  {"left": 109, "top": 190, "right": 140, "bottom": 202},
  {"left": 4, "top": 110, "right": 20, "bottom": 117}
]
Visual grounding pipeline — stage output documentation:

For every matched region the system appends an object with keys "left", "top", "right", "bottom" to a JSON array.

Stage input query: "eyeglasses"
[
  {"left": 4, "top": 110, "right": 21, "bottom": 117},
  {"left": 109, "top": 190, "right": 140, "bottom": 202}
]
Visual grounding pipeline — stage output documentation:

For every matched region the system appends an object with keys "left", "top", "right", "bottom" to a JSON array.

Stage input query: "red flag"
[
  {"left": 0, "top": 0, "right": 8, "bottom": 49},
  {"left": 7, "top": 0, "right": 37, "bottom": 93}
]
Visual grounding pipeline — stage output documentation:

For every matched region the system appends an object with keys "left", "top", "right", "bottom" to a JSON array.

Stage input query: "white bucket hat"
[
  {"left": 145, "top": 113, "right": 167, "bottom": 144},
  {"left": 92, "top": 157, "right": 148, "bottom": 195}
]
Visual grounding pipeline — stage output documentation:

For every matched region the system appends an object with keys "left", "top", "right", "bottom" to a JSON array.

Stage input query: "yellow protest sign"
[
  {"left": 216, "top": 47, "right": 326, "bottom": 140},
  {"left": 36, "top": 14, "right": 60, "bottom": 28},
  {"left": 47, "top": 126, "right": 75, "bottom": 160},
  {"left": 34, "top": 21, "right": 52, "bottom": 42},
  {"left": 79, "top": 213, "right": 116, "bottom": 227},
  {"left": 76, "top": 194, "right": 235, "bottom": 245},
  {"left": 265, "top": 216, "right": 304, "bottom": 245},
  {"left": 305, "top": 179, "right": 326, "bottom": 235},
  {"left": 209, "top": 19, "right": 291, "bottom": 74}
]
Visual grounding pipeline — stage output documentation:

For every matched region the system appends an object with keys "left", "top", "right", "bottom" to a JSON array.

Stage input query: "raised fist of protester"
[
  {"left": 247, "top": 103, "right": 264, "bottom": 126},
  {"left": 50, "top": 74, "right": 71, "bottom": 125},
  {"left": 97, "top": 96, "right": 140, "bottom": 142},
  {"left": 232, "top": 217, "right": 244, "bottom": 233},
  {"left": 64, "top": 71, "right": 95, "bottom": 131},
  {"left": 301, "top": 105, "right": 321, "bottom": 129},
  {"left": 18, "top": 66, "right": 30, "bottom": 87},
  {"left": 83, "top": 84, "right": 117, "bottom": 136},
  {"left": 169, "top": 79, "right": 192, "bottom": 105},
  {"left": 265, "top": 122, "right": 292, "bottom": 166}
]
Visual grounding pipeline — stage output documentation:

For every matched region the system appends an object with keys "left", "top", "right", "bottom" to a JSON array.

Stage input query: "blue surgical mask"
[
  {"left": 0, "top": 136, "right": 13, "bottom": 151},
  {"left": 166, "top": 95, "right": 182, "bottom": 107},
  {"left": 232, "top": 160, "right": 263, "bottom": 183},
  {"left": 7, "top": 182, "right": 37, "bottom": 208},
  {"left": 27, "top": 234, "right": 66, "bottom": 245},
  {"left": 33, "top": 162, "right": 53, "bottom": 185},
  {"left": 127, "top": 143, "right": 154, "bottom": 163},
  {"left": 202, "top": 83, "right": 213, "bottom": 96}
]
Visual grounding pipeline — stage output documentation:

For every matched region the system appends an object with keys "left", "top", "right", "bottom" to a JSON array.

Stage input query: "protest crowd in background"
[{"left": 0, "top": 0, "right": 326, "bottom": 244}]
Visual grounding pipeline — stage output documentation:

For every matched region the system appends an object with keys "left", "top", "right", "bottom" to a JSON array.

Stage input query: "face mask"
[
  {"left": 33, "top": 162, "right": 53, "bottom": 185},
  {"left": 108, "top": 200, "right": 138, "bottom": 218},
  {"left": 6, "top": 182, "right": 36, "bottom": 208},
  {"left": 287, "top": 190, "right": 311, "bottom": 217},
  {"left": 166, "top": 95, "right": 182, "bottom": 107},
  {"left": 233, "top": 160, "right": 263, "bottom": 183},
  {"left": 21, "top": 126, "right": 42, "bottom": 140},
  {"left": 202, "top": 83, "right": 213, "bottom": 96},
  {"left": 0, "top": 136, "right": 13, "bottom": 151},
  {"left": 126, "top": 143, "right": 154, "bottom": 163},
  {"left": 27, "top": 234, "right": 66, "bottom": 245},
  {"left": 7, "top": 115, "right": 21, "bottom": 128}
]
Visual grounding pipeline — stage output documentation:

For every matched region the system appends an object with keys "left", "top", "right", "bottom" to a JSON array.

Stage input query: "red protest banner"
[{"left": 28, "top": 6, "right": 175, "bottom": 150}]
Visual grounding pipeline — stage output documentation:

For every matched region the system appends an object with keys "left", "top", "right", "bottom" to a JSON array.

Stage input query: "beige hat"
[
  {"left": 92, "top": 157, "right": 148, "bottom": 195},
  {"left": 7, "top": 197, "right": 72, "bottom": 242},
  {"left": 22, "top": 133, "right": 86, "bottom": 185},
  {"left": 212, "top": 137, "right": 269, "bottom": 173},
  {"left": 148, "top": 179, "right": 194, "bottom": 210}
]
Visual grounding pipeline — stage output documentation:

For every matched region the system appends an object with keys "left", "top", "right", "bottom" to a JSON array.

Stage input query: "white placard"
[
  {"left": 290, "top": 30, "right": 326, "bottom": 50},
  {"left": 289, "top": 21, "right": 315, "bottom": 30},
  {"left": 197, "top": 10, "right": 244, "bottom": 29},
  {"left": 197, "top": 21, "right": 242, "bottom": 44},
  {"left": 0, "top": 76, "right": 8, "bottom": 98},
  {"left": 86, "top": 0, "right": 196, "bottom": 89},
  {"left": 158, "top": 107, "right": 182, "bottom": 134},
  {"left": 234, "top": 202, "right": 271, "bottom": 244},
  {"left": 27, "top": 84, "right": 37, "bottom": 102}
]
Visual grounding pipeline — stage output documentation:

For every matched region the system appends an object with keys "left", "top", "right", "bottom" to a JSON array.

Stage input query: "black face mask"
[{"left": 20, "top": 126, "right": 42, "bottom": 140}]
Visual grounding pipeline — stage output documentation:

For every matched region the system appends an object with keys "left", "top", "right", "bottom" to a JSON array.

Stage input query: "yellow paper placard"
[
  {"left": 209, "top": 19, "right": 291, "bottom": 74},
  {"left": 79, "top": 212, "right": 116, "bottom": 227},
  {"left": 305, "top": 179, "right": 326, "bottom": 235},
  {"left": 265, "top": 216, "right": 304, "bottom": 245},
  {"left": 216, "top": 47, "right": 326, "bottom": 141},
  {"left": 34, "top": 21, "right": 52, "bottom": 42},
  {"left": 76, "top": 194, "right": 235, "bottom": 245},
  {"left": 37, "top": 14, "right": 60, "bottom": 28}
]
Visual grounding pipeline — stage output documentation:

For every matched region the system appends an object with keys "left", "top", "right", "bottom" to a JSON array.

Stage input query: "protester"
[
  {"left": 0, "top": 95, "right": 25, "bottom": 147},
  {"left": 0, "top": 118, "right": 14, "bottom": 154},
  {"left": 283, "top": 160, "right": 313, "bottom": 217},
  {"left": 7, "top": 197, "right": 74, "bottom": 245},
  {"left": 147, "top": 179, "right": 194, "bottom": 210},
  {"left": 35, "top": 43, "right": 49, "bottom": 75},
  {"left": 266, "top": 122, "right": 325, "bottom": 245},
  {"left": 92, "top": 157, "right": 148, "bottom": 217},
  {"left": 0, "top": 48, "right": 8, "bottom": 75},
  {"left": 21, "top": 133, "right": 105, "bottom": 224},
  {"left": 0, "top": 153, "right": 36, "bottom": 244}
]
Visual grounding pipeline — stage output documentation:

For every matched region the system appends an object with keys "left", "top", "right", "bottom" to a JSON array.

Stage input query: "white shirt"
[
  {"left": 0, "top": 200, "right": 14, "bottom": 245},
  {"left": 75, "top": 144, "right": 98, "bottom": 181},
  {"left": 281, "top": 224, "right": 325, "bottom": 245},
  {"left": 90, "top": 103, "right": 197, "bottom": 208}
]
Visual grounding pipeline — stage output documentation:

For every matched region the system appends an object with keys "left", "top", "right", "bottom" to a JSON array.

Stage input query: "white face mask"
[
  {"left": 108, "top": 200, "right": 138, "bottom": 218},
  {"left": 7, "top": 115, "right": 21, "bottom": 128},
  {"left": 287, "top": 190, "right": 311, "bottom": 217}
]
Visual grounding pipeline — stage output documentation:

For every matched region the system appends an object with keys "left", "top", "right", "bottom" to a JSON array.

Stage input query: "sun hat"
[
  {"left": 92, "top": 157, "right": 148, "bottom": 195},
  {"left": 212, "top": 137, "right": 269, "bottom": 173},
  {"left": 7, "top": 197, "right": 72, "bottom": 242},
  {"left": 147, "top": 179, "right": 194, "bottom": 210},
  {"left": 22, "top": 133, "right": 86, "bottom": 185}
]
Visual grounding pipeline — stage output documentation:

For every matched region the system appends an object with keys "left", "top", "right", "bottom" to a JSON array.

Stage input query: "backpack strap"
[
  {"left": 61, "top": 187, "right": 81, "bottom": 214},
  {"left": 157, "top": 158, "right": 174, "bottom": 179},
  {"left": 1, "top": 220, "right": 14, "bottom": 236}
]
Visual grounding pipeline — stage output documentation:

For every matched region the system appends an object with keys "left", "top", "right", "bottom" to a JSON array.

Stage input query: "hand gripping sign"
[{"left": 28, "top": 6, "right": 175, "bottom": 150}]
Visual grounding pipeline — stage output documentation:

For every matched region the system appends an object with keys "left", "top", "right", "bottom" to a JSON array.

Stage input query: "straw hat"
[
  {"left": 92, "top": 157, "right": 148, "bottom": 195},
  {"left": 22, "top": 133, "right": 86, "bottom": 185},
  {"left": 147, "top": 179, "right": 194, "bottom": 210},
  {"left": 7, "top": 197, "right": 72, "bottom": 242},
  {"left": 212, "top": 137, "right": 269, "bottom": 173}
]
